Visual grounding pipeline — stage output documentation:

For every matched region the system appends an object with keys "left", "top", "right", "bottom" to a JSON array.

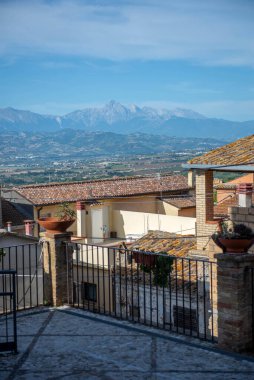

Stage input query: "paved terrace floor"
[{"left": 1, "top": 307, "right": 254, "bottom": 380}]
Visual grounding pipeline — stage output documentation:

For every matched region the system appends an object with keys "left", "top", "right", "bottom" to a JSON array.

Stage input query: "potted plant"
[
  {"left": 132, "top": 249, "right": 157, "bottom": 267},
  {"left": 138, "top": 252, "right": 174, "bottom": 287},
  {"left": 37, "top": 202, "right": 76, "bottom": 233},
  {"left": 212, "top": 221, "right": 254, "bottom": 253}
]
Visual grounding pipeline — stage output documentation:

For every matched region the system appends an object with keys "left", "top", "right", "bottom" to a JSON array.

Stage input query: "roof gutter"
[{"left": 182, "top": 164, "right": 254, "bottom": 172}]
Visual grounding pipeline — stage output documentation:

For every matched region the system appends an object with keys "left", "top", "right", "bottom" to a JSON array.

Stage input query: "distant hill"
[
  {"left": 0, "top": 101, "right": 253, "bottom": 140},
  {"left": 0, "top": 129, "right": 225, "bottom": 158}
]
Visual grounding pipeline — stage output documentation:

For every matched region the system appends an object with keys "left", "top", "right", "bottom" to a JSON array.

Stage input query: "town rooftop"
[{"left": 12, "top": 174, "right": 190, "bottom": 206}]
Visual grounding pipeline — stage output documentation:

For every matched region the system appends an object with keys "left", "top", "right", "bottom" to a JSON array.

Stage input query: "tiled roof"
[
  {"left": 129, "top": 230, "right": 196, "bottom": 257},
  {"left": 188, "top": 134, "right": 254, "bottom": 166},
  {"left": 121, "top": 231, "right": 198, "bottom": 289},
  {"left": 1, "top": 198, "right": 25, "bottom": 226},
  {"left": 214, "top": 183, "right": 237, "bottom": 190},
  {"left": 14, "top": 175, "right": 189, "bottom": 206},
  {"left": 0, "top": 231, "right": 38, "bottom": 242},
  {"left": 162, "top": 196, "right": 196, "bottom": 209}
]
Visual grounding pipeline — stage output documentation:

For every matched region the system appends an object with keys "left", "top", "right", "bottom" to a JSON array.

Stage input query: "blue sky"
[{"left": 0, "top": 0, "right": 254, "bottom": 120}]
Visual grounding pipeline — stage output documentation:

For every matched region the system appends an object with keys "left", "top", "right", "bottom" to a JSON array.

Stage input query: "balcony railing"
[
  {"left": 71, "top": 243, "right": 217, "bottom": 342},
  {"left": 0, "top": 243, "right": 44, "bottom": 311},
  {"left": 0, "top": 270, "right": 17, "bottom": 353}
]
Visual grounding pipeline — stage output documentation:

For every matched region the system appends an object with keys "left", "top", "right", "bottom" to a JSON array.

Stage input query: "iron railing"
[
  {"left": 71, "top": 243, "right": 217, "bottom": 342},
  {"left": 0, "top": 243, "right": 44, "bottom": 311},
  {"left": 249, "top": 267, "right": 254, "bottom": 349},
  {"left": 0, "top": 270, "right": 17, "bottom": 353}
]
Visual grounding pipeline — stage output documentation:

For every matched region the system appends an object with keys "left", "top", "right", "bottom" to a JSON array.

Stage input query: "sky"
[{"left": 0, "top": 0, "right": 254, "bottom": 121}]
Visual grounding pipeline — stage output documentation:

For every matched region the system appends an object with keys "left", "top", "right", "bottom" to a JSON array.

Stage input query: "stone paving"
[{"left": 1, "top": 307, "right": 254, "bottom": 379}]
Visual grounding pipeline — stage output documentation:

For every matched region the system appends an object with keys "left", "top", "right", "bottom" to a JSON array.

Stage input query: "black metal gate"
[{"left": 0, "top": 270, "right": 17, "bottom": 353}]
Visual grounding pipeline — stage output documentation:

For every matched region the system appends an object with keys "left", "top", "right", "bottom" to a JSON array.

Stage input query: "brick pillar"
[
  {"left": 196, "top": 170, "right": 214, "bottom": 222},
  {"left": 216, "top": 253, "right": 254, "bottom": 352},
  {"left": 196, "top": 170, "right": 214, "bottom": 252},
  {"left": 76, "top": 201, "right": 86, "bottom": 237},
  {"left": 43, "top": 232, "right": 73, "bottom": 307}
]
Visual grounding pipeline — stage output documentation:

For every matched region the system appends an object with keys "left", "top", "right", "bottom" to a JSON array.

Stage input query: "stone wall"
[
  {"left": 43, "top": 232, "right": 73, "bottom": 307},
  {"left": 229, "top": 206, "right": 254, "bottom": 253}
]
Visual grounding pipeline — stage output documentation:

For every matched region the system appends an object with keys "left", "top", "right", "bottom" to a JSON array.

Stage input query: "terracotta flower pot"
[
  {"left": 37, "top": 217, "right": 75, "bottom": 234},
  {"left": 133, "top": 251, "right": 156, "bottom": 267},
  {"left": 217, "top": 237, "right": 254, "bottom": 253}
]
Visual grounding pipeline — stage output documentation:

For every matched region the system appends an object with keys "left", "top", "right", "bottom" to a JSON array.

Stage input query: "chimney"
[
  {"left": 237, "top": 183, "right": 253, "bottom": 208},
  {"left": 76, "top": 201, "right": 86, "bottom": 237},
  {"left": 24, "top": 220, "right": 34, "bottom": 236},
  {"left": 6, "top": 221, "right": 12, "bottom": 232}
]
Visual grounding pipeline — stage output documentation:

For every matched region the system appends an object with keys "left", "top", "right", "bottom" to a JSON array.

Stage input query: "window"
[
  {"left": 81, "top": 282, "right": 97, "bottom": 302},
  {"left": 173, "top": 305, "right": 197, "bottom": 331}
]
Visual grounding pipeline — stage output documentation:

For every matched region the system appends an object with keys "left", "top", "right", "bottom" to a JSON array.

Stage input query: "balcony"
[
  {"left": 1, "top": 240, "right": 254, "bottom": 378},
  {"left": 2, "top": 306, "right": 254, "bottom": 379}
]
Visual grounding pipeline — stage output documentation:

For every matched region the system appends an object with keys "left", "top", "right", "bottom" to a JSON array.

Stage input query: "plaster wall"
[{"left": 112, "top": 210, "right": 196, "bottom": 238}]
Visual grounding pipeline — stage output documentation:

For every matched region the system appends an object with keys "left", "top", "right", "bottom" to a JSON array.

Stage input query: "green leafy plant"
[
  {"left": 213, "top": 221, "right": 254, "bottom": 240},
  {"left": 55, "top": 202, "right": 76, "bottom": 221},
  {"left": 140, "top": 252, "right": 174, "bottom": 288}
]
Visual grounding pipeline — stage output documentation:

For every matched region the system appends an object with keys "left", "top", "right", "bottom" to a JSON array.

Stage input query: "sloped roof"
[
  {"left": 1, "top": 198, "right": 25, "bottom": 226},
  {"left": 129, "top": 230, "right": 196, "bottom": 257},
  {"left": 162, "top": 196, "right": 196, "bottom": 209},
  {"left": 0, "top": 232, "right": 38, "bottom": 245},
  {"left": 13, "top": 175, "right": 189, "bottom": 206},
  {"left": 214, "top": 183, "right": 237, "bottom": 190},
  {"left": 188, "top": 134, "right": 254, "bottom": 166},
  {"left": 121, "top": 231, "right": 198, "bottom": 288}
]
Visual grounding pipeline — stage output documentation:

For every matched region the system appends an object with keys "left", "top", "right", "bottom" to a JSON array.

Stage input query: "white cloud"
[{"left": 0, "top": 0, "right": 254, "bottom": 66}]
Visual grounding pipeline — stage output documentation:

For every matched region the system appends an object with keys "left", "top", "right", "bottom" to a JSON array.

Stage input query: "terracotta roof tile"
[
  {"left": 214, "top": 183, "right": 237, "bottom": 190},
  {"left": 119, "top": 231, "right": 198, "bottom": 289},
  {"left": 129, "top": 230, "right": 196, "bottom": 257},
  {"left": 162, "top": 196, "right": 196, "bottom": 209},
  {"left": 188, "top": 134, "right": 254, "bottom": 166},
  {"left": 14, "top": 175, "right": 189, "bottom": 206}
]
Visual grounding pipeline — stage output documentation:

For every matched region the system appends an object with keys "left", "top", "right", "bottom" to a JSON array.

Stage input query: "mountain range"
[{"left": 0, "top": 100, "right": 253, "bottom": 140}]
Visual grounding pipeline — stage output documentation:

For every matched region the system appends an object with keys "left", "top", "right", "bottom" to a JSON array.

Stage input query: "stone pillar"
[
  {"left": 76, "top": 201, "right": 86, "bottom": 237},
  {"left": 43, "top": 232, "right": 73, "bottom": 307},
  {"left": 216, "top": 253, "right": 254, "bottom": 352}
]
